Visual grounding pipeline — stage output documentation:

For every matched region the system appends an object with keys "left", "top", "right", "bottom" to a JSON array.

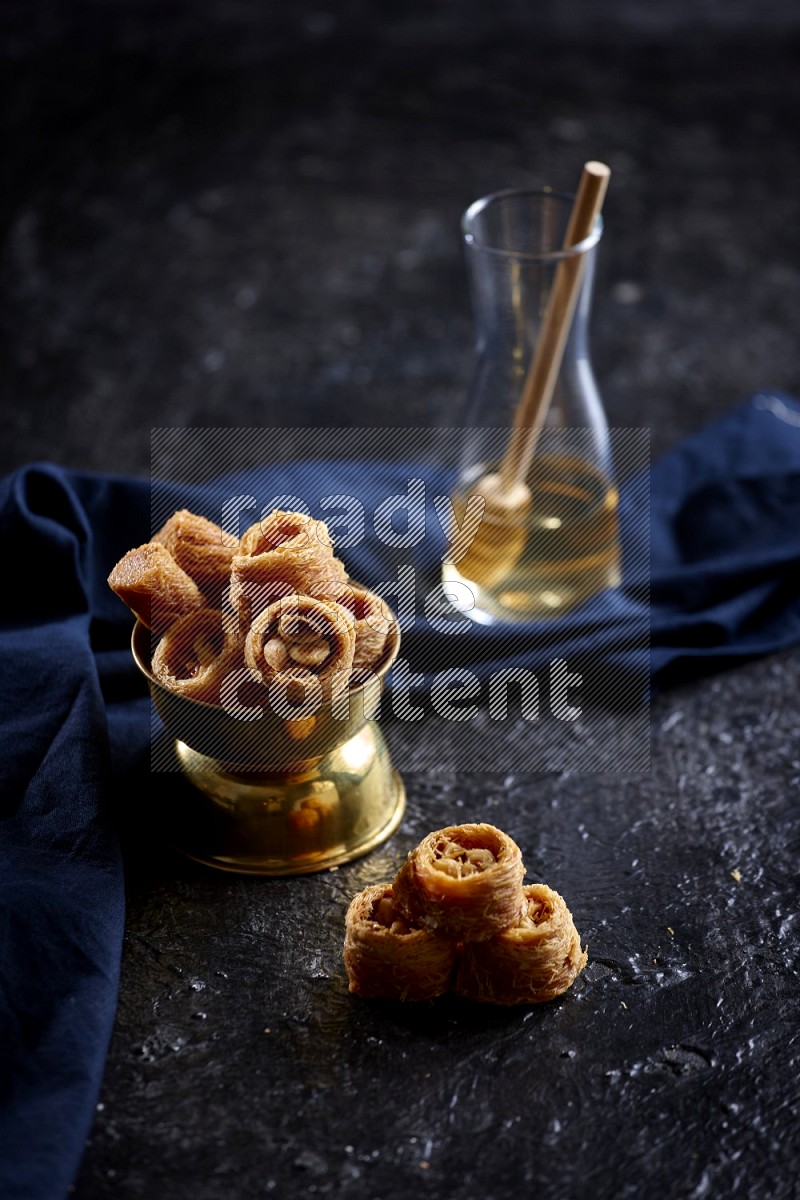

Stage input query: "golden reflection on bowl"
[{"left": 131, "top": 606, "right": 405, "bottom": 876}]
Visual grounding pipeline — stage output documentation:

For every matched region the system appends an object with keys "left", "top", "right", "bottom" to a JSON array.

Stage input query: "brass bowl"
[{"left": 131, "top": 611, "right": 405, "bottom": 876}]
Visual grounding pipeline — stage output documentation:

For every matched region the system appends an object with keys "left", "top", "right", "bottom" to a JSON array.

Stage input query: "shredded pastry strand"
[
  {"left": 230, "top": 510, "right": 347, "bottom": 627},
  {"left": 153, "top": 509, "right": 238, "bottom": 601},
  {"left": 344, "top": 884, "right": 457, "bottom": 1001},
  {"left": 452, "top": 883, "right": 588, "bottom": 1005},
  {"left": 244, "top": 593, "right": 356, "bottom": 705},
  {"left": 392, "top": 823, "right": 526, "bottom": 942},
  {"left": 152, "top": 608, "right": 244, "bottom": 703},
  {"left": 108, "top": 541, "right": 204, "bottom": 633}
]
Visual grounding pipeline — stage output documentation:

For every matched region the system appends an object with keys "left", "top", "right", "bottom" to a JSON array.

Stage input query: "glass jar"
[{"left": 442, "top": 187, "right": 620, "bottom": 623}]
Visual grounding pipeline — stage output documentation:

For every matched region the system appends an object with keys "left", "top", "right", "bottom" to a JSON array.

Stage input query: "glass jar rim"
[{"left": 462, "top": 187, "right": 603, "bottom": 261}]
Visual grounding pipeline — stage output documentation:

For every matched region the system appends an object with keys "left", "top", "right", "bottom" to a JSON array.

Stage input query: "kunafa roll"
[
  {"left": 230, "top": 510, "right": 347, "bottom": 627},
  {"left": 151, "top": 608, "right": 243, "bottom": 703},
  {"left": 344, "top": 884, "right": 457, "bottom": 1001},
  {"left": 244, "top": 593, "right": 356, "bottom": 706},
  {"left": 108, "top": 541, "right": 204, "bottom": 634},
  {"left": 109, "top": 505, "right": 398, "bottom": 707},
  {"left": 452, "top": 883, "right": 587, "bottom": 1005},
  {"left": 393, "top": 823, "right": 526, "bottom": 942},
  {"left": 153, "top": 509, "right": 238, "bottom": 600},
  {"left": 332, "top": 584, "right": 393, "bottom": 675},
  {"left": 238, "top": 509, "right": 334, "bottom": 558}
]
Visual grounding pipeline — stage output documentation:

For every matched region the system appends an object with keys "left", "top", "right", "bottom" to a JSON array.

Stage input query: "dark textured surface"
[
  {"left": 2, "top": 3, "right": 799, "bottom": 1198},
  {"left": 3, "top": 1, "right": 800, "bottom": 468},
  {"left": 83, "top": 658, "right": 800, "bottom": 1200}
]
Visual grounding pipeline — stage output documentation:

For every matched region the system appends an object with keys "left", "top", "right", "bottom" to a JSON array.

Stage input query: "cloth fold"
[
  {"left": 0, "top": 471, "right": 126, "bottom": 1200},
  {"left": 1, "top": 392, "right": 800, "bottom": 1198}
]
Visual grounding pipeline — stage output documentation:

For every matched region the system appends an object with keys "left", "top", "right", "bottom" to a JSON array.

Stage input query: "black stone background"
[{"left": 2, "top": 2, "right": 800, "bottom": 1198}]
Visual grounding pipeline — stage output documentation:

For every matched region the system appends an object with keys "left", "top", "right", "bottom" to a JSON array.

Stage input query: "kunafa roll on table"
[
  {"left": 230, "top": 510, "right": 347, "bottom": 627},
  {"left": 393, "top": 824, "right": 526, "bottom": 942},
  {"left": 344, "top": 826, "right": 587, "bottom": 1007},
  {"left": 151, "top": 608, "right": 243, "bottom": 703},
  {"left": 108, "top": 541, "right": 204, "bottom": 634},
  {"left": 244, "top": 593, "right": 356, "bottom": 705},
  {"left": 153, "top": 509, "right": 238, "bottom": 600},
  {"left": 344, "top": 884, "right": 457, "bottom": 1001},
  {"left": 452, "top": 883, "right": 587, "bottom": 1005}
]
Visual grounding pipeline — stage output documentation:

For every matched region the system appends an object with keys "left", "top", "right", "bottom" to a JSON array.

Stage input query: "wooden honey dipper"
[{"left": 452, "top": 162, "right": 611, "bottom": 591}]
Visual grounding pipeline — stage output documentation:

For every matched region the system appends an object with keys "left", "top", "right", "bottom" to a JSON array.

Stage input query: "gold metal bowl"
[{"left": 131, "top": 611, "right": 405, "bottom": 875}]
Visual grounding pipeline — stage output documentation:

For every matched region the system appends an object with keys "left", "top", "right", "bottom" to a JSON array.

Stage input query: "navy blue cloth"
[{"left": 1, "top": 392, "right": 800, "bottom": 1198}]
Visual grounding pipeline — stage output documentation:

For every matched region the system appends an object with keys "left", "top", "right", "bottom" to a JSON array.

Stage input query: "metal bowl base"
[{"left": 163, "top": 720, "right": 405, "bottom": 876}]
